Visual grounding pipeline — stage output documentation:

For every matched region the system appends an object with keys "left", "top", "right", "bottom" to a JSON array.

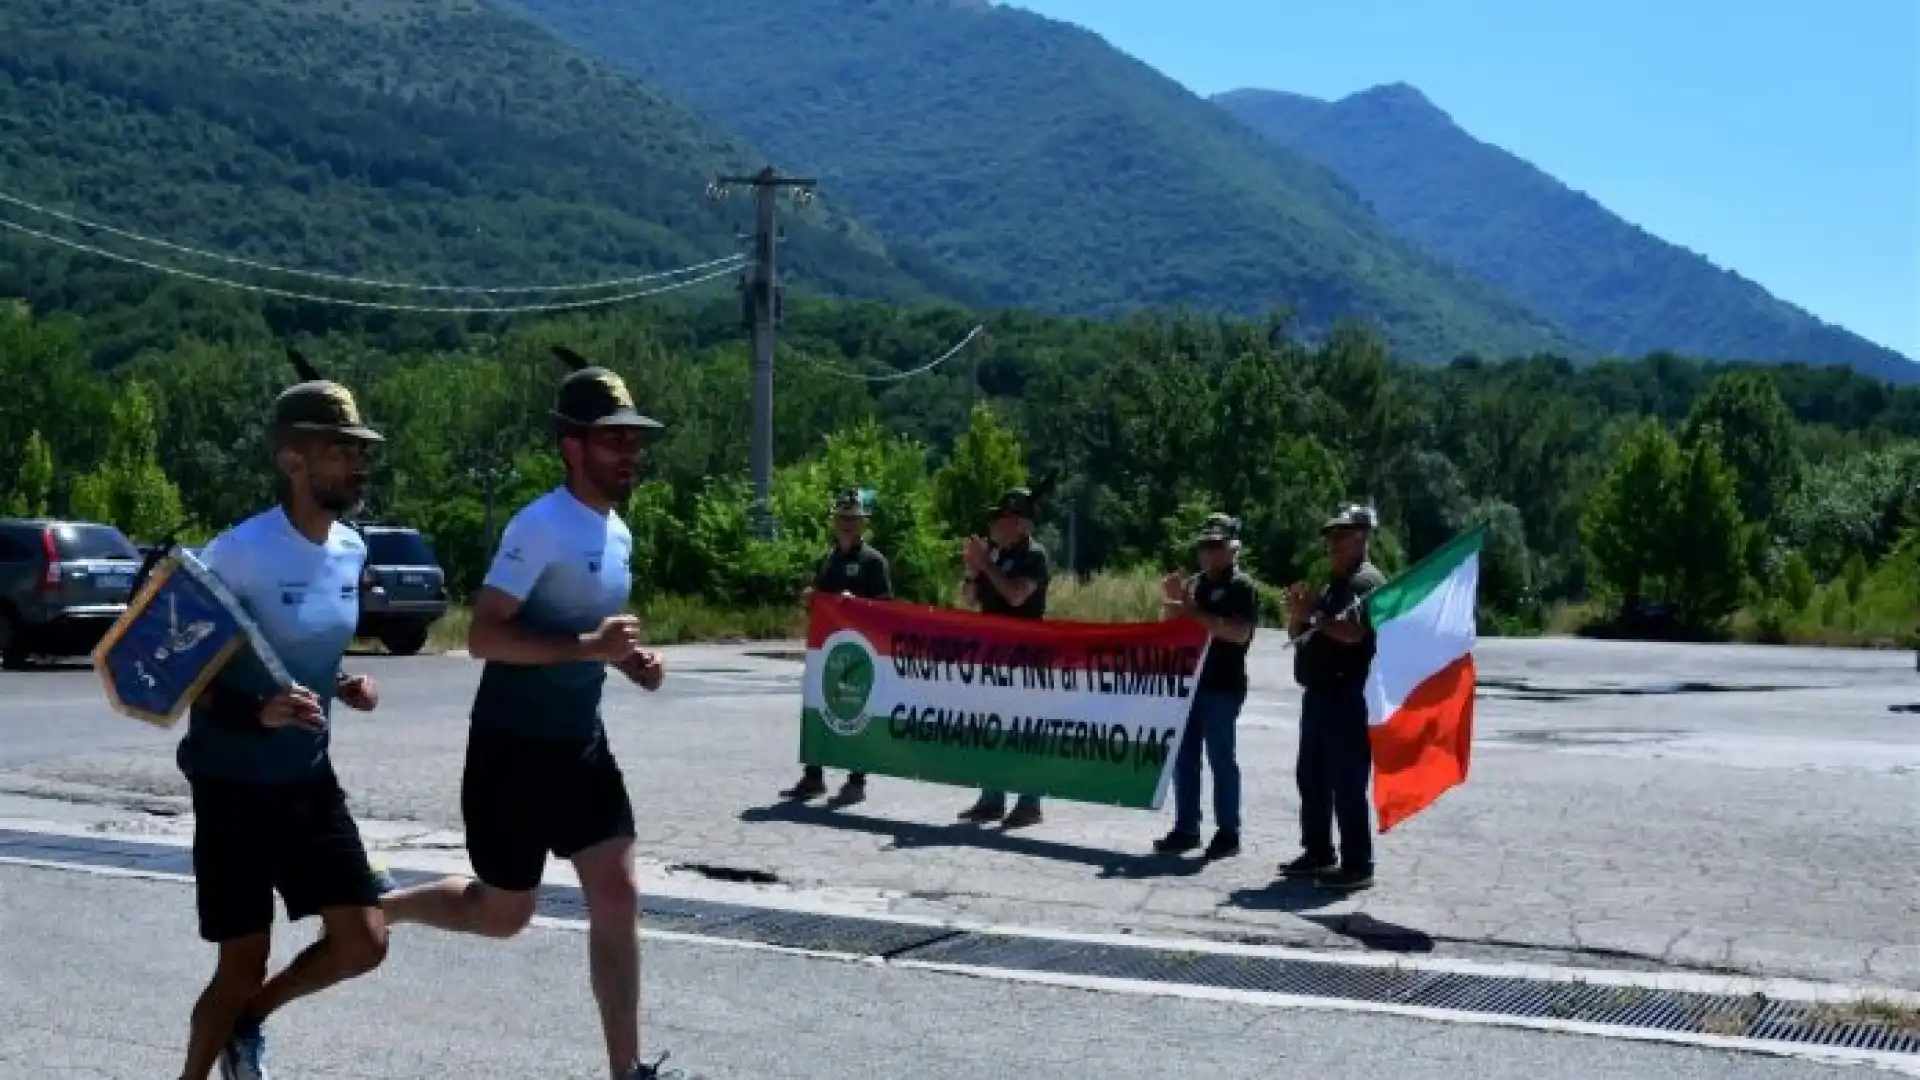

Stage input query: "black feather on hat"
[{"left": 287, "top": 347, "right": 322, "bottom": 382}]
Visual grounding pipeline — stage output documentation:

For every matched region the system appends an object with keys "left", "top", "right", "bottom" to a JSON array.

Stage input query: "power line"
[
  {"left": 0, "top": 188, "right": 742, "bottom": 294},
  {"left": 0, "top": 216, "right": 743, "bottom": 314},
  {"left": 788, "top": 324, "right": 986, "bottom": 383}
]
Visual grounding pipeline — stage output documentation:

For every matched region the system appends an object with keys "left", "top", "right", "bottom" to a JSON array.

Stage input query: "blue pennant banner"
[{"left": 91, "top": 549, "right": 292, "bottom": 728}]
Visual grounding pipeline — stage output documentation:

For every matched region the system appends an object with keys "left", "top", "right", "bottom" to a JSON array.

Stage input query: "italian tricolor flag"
[{"left": 1362, "top": 525, "right": 1483, "bottom": 833}]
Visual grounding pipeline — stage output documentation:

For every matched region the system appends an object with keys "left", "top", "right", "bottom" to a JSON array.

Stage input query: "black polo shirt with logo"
[
  {"left": 1191, "top": 567, "right": 1260, "bottom": 696},
  {"left": 1293, "top": 561, "right": 1387, "bottom": 691},
  {"left": 975, "top": 538, "right": 1049, "bottom": 620},
  {"left": 815, "top": 542, "right": 892, "bottom": 600}
]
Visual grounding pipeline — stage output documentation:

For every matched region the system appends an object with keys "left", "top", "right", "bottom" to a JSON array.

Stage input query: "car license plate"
[
  {"left": 400, "top": 573, "right": 424, "bottom": 585},
  {"left": 99, "top": 574, "right": 131, "bottom": 590}
]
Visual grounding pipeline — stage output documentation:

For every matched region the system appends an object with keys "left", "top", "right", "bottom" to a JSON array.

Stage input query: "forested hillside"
[
  {"left": 8, "top": 294, "right": 1920, "bottom": 648},
  {"left": 0, "top": 0, "right": 979, "bottom": 368},
  {"left": 1215, "top": 84, "right": 1919, "bottom": 384},
  {"left": 5, "top": 0, "right": 1916, "bottom": 652},
  {"left": 498, "top": 0, "right": 1581, "bottom": 364}
]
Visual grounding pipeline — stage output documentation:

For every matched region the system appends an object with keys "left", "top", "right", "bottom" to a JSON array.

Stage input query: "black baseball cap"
[
  {"left": 269, "top": 381, "right": 384, "bottom": 443},
  {"left": 986, "top": 486, "right": 1036, "bottom": 519},
  {"left": 552, "top": 366, "right": 663, "bottom": 430},
  {"left": 831, "top": 489, "right": 871, "bottom": 518},
  {"left": 1322, "top": 502, "right": 1377, "bottom": 532},
  {"left": 1195, "top": 513, "right": 1240, "bottom": 545}
]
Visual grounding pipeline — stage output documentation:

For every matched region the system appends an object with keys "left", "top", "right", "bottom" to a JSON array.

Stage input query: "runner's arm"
[
  {"left": 468, "top": 588, "right": 610, "bottom": 665},
  {"left": 466, "top": 517, "right": 603, "bottom": 665},
  {"left": 334, "top": 545, "right": 372, "bottom": 686}
]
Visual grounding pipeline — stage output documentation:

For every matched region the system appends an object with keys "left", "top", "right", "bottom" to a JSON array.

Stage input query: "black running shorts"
[
  {"left": 188, "top": 770, "right": 381, "bottom": 943},
  {"left": 460, "top": 728, "right": 637, "bottom": 893}
]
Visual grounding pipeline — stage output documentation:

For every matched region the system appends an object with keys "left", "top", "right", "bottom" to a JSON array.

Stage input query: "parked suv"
[
  {"left": 352, "top": 523, "right": 448, "bottom": 656},
  {"left": 0, "top": 518, "right": 143, "bottom": 668}
]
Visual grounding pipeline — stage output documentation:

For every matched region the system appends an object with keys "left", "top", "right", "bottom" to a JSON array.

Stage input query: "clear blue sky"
[{"left": 1011, "top": 0, "right": 1919, "bottom": 361}]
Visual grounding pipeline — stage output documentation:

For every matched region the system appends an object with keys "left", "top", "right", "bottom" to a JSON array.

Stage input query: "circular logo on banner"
[{"left": 818, "top": 629, "right": 879, "bottom": 736}]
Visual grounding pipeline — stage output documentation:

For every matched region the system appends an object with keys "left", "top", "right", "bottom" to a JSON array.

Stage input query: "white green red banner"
[{"left": 800, "top": 595, "right": 1213, "bottom": 809}]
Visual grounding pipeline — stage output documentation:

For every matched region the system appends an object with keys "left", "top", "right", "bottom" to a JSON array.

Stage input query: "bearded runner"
[
  {"left": 1362, "top": 524, "right": 1484, "bottom": 833},
  {"left": 801, "top": 594, "right": 1212, "bottom": 809}
]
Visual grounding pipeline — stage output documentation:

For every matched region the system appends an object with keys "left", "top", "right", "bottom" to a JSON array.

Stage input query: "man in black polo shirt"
[
  {"left": 1154, "top": 513, "right": 1259, "bottom": 860},
  {"left": 783, "top": 488, "right": 892, "bottom": 806},
  {"left": 956, "top": 486, "right": 1050, "bottom": 828},
  {"left": 1281, "top": 502, "right": 1388, "bottom": 891}
]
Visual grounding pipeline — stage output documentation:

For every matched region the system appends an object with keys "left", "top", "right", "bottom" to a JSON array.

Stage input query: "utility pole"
[
  {"left": 1067, "top": 503, "right": 1077, "bottom": 577},
  {"left": 467, "top": 461, "right": 517, "bottom": 551},
  {"left": 708, "top": 166, "right": 817, "bottom": 539}
]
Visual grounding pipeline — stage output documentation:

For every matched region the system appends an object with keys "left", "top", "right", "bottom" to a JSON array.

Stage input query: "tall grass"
[
  {"left": 397, "top": 566, "right": 1919, "bottom": 654},
  {"left": 1047, "top": 566, "right": 1169, "bottom": 623},
  {"left": 1732, "top": 581, "right": 1916, "bottom": 648},
  {"left": 1547, "top": 587, "right": 1916, "bottom": 648},
  {"left": 418, "top": 596, "right": 804, "bottom": 653}
]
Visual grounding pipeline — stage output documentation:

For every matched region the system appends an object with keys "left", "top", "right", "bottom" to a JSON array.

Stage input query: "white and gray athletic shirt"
[
  {"left": 176, "top": 507, "right": 366, "bottom": 784},
  {"left": 469, "top": 486, "right": 634, "bottom": 743}
]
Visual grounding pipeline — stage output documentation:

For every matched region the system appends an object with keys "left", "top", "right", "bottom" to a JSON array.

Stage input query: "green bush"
[{"left": 668, "top": 419, "right": 963, "bottom": 609}]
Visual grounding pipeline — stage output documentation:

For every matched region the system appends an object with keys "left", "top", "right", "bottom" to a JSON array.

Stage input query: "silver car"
[{"left": 0, "top": 518, "right": 142, "bottom": 668}]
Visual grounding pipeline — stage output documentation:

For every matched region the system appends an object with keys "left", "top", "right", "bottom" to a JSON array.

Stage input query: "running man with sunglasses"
[{"left": 382, "top": 354, "right": 689, "bottom": 1080}]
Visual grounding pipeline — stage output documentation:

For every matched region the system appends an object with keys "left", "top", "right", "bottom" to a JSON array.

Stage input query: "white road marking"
[
  {"left": 2, "top": 847, "right": 1915, "bottom": 1076},
  {"left": 4, "top": 816, "right": 1915, "bottom": 1008}
]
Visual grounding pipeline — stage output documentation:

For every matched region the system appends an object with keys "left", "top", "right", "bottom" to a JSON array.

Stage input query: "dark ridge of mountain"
[
  {"left": 495, "top": 0, "right": 1584, "bottom": 364},
  {"left": 1215, "top": 84, "right": 1918, "bottom": 384},
  {"left": 0, "top": 0, "right": 985, "bottom": 365}
]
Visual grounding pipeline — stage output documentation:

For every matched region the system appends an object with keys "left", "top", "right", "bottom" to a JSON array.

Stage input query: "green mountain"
[
  {"left": 1216, "top": 84, "right": 1919, "bottom": 385},
  {"left": 496, "top": 0, "right": 1581, "bottom": 364},
  {"left": 0, "top": 0, "right": 982, "bottom": 365}
]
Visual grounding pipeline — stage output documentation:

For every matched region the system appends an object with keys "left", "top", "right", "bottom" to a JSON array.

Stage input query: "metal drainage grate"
[
  {"left": 3, "top": 828, "right": 1915, "bottom": 1055},
  {"left": 892, "top": 932, "right": 1920, "bottom": 1055}
]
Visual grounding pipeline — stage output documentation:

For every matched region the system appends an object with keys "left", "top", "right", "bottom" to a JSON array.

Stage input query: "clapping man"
[
  {"left": 956, "top": 487, "right": 1051, "bottom": 828},
  {"left": 783, "top": 488, "right": 893, "bottom": 806},
  {"left": 1281, "top": 502, "right": 1387, "bottom": 892},
  {"left": 1154, "top": 513, "right": 1258, "bottom": 860}
]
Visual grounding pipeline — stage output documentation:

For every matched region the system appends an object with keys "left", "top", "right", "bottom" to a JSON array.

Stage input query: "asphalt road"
[
  {"left": 0, "top": 861, "right": 1874, "bottom": 1080},
  {"left": 2, "top": 636, "right": 1917, "bottom": 991}
]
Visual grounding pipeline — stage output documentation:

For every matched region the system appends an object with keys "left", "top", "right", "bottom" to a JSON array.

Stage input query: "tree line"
[{"left": 4, "top": 295, "right": 1919, "bottom": 645}]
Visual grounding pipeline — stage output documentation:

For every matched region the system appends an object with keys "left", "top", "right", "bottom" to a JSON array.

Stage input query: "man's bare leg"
[
  {"left": 180, "top": 936, "right": 269, "bottom": 1080},
  {"left": 382, "top": 876, "right": 537, "bottom": 938},
  {"left": 573, "top": 835, "right": 641, "bottom": 1078},
  {"left": 243, "top": 906, "right": 388, "bottom": 1023}
]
